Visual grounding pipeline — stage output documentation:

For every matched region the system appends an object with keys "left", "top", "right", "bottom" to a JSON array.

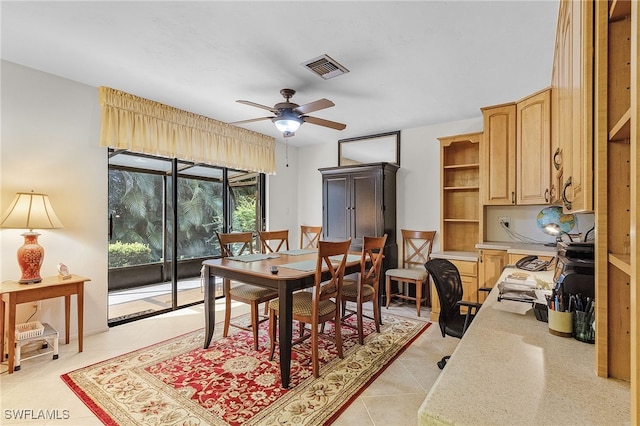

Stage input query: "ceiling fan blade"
[
  {"left": 236, "top": 100, "right": 278, "bottom": 113},
  {"left": 229, "top": 116, "right": 273, "bottom": 125},
  {"left": 294, "top": 98, "right": 334, "bottom": 115},
  {"left": 303, "top": 116, "right": 347, "bottom": 130}
]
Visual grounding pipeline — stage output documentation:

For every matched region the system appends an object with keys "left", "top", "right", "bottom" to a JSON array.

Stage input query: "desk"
[
  {"left": 418, "top": 267, "right": 630, "bottom": 425},
  {"left": 203, "top": 252, "right": 359, "bottom": 388},
  {"left": 1, "top": 275, "right": 90, "bottom": 373}
]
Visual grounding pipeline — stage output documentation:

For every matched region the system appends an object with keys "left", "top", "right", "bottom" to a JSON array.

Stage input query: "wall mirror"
[{"left": 338, "top": 131, "right": 400, "bottom": 167}]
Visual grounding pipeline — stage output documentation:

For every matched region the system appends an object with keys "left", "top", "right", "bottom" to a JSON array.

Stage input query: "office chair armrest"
[
  {"left": 456, "top": 301, "right": 482, "bottom": 334},
  {"left": 456, "top": 300, "right": 482, "bottom": 309}
]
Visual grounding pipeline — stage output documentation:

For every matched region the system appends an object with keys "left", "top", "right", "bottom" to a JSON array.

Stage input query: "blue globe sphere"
[{"left": 537, "top": 206, "right": 575, "bottom": 234}]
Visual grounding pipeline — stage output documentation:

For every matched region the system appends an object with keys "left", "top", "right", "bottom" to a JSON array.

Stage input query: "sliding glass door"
[{"left": 107, "top": 151, "right": 264, "bottom": 325}]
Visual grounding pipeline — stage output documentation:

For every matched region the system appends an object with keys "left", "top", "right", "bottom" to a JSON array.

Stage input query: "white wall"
[
  {"left": 265, "top": 140, "right": 299, "bottom": 240},
  {"left": 1, "top": 60, "right": 108, "bottom": 337},
  {"left": 485, "top": 205, "right": 595, "bottom": 243},
  {"left": 293, "top": 118, "right": 484, "bottom": 255}
]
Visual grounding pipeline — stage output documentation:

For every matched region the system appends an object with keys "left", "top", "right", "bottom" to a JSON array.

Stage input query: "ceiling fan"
[{"left": 230, "top": 88, "right": 346, "bottom": 136}]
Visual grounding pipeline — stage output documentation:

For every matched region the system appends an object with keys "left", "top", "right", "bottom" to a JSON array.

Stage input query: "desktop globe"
[{"left": 537, "top": 206, "right": 575, "bottom": 235}]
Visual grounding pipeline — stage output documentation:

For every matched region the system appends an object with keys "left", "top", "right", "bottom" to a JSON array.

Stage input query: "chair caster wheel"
[{"left": 437, "top": 355, "right": 450, "bottom": 369}]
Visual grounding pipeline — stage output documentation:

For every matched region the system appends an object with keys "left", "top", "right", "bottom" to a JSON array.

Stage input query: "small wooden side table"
[{"left": 1, "top": 274, "right": 90, "bottom": 373}]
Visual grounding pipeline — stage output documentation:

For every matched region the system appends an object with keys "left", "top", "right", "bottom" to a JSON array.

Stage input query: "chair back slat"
[
  {"left": 216, "top": 232, "right": 254, "bottom": 257},
  {"left": 401, "top": 229, "right": 436, "bottom": 268},
  {"left": 361, "top": 235, "right": 388, "bottom": 289},
  {"left": 300, "top": 225, "right": 322, "bottom": 249},
  {"left": 314, "top": 239, "right": 351, "bottom": 303},
  {"left": 259, "top": 230, "right": 290, "bottom": 253}
]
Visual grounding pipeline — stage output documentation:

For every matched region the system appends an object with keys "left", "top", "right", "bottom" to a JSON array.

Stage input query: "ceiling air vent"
[{"left": 301, "top": 54, "right": 349, "bottom": 80}]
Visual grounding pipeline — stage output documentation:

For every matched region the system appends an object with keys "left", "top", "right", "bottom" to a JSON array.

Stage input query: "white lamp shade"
[
  {"left": 273, "top": 110, "right": 303, "bottom": 133},
  {"left": 0, "top": 192, "right": 64, "bottom": 230}
]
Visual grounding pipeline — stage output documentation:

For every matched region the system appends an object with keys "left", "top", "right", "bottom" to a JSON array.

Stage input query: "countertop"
[
  {"left": 475, "top": 241, "right": 557, "bottom": 257},
  {"left": 430, "top": 251, "right": 478, "bottom": 262},
  {"left": 418, "top": 267, "right": 630, "bottom": 425}
]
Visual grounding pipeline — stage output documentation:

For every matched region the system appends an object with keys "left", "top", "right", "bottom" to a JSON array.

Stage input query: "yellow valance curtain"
[{"left": 98, "top": 87, "right": 276, "bottom": 174}]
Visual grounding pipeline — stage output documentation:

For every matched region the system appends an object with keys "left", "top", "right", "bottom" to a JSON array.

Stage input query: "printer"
[{"left": 553, "top": 241, "right": 595, "bottom": 298}]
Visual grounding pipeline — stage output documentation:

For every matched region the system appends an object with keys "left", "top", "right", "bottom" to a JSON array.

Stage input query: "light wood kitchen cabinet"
[
  {"left": 517, "top": 89, "right": 552, "bottom": 204},
  {"left": 481, "top": 88, "right": 551, "bottom": 206},
  {"left": 551, "top": 0, "right": 593, "bottom": 213},
  {"left": 438, "top": 133, "right": 482, "bottom": 251},
  {"left": 430, "top": 133, "right": 481, "bottom": 322},
  {"left": 593, "top": 0, "right": 636, "bottom": 408},
  {"left": 478, "top": 249, "right": 508, "bottom": 302},
  {"left": 481, "top": 103, "right": 516, "bottom": 205}
]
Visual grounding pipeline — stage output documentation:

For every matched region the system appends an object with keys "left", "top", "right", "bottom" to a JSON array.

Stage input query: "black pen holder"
[
  {"left": 573, "top": 310, "right": 595, "bottom": 344},
  {"left": 533, "top": 303, "right": 548, "bottom": 322}
]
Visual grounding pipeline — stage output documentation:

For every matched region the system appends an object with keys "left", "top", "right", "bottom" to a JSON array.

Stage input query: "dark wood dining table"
[{"left": 202, "top": 250, "right": 360, "bottom": 388}]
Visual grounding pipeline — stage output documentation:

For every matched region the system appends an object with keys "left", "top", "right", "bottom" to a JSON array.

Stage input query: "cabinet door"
[
  {"left": 479, "top": 249, "right": 509, "bottom": 302},
  {"left": 517, "top": 89, "right": 552, "bottom": 205},
  {"left": 323, "top": 174, "right": 350, "bottom": 241},
  {"left": 551, "top": 45, "right": 565, "bottom": 205},
  {"left": 481, "top": 104, "right": 517, "bottom": 205},
  {"left": 461, "top": 276, "right": 478, "bottom": 306},
  {"left": 552, "top": 0, "right": 571, "bottom": 207},
  {"left": 351, "top": 171, "right": 380, "bottom": 245},
  {"left": 554, "top": 0, "right": 593, "bottom": 213},
  {"left": 566, "top": 0, "right": 593, "bottom": 213},
  {"left": 451, "top": 259, "right": 479, "bottom": 310}
]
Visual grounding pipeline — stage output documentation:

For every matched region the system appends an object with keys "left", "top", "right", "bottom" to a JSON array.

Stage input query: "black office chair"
[{"left": 425, "top": 258, "right": 483, "bottom": 369}]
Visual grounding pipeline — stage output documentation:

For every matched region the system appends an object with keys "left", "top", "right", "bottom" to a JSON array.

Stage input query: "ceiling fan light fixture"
[{"left": 273, "top": 111, "right": 302, "bottom": 133}]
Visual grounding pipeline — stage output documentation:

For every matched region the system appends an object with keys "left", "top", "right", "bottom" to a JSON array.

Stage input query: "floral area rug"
[{"left": 62, "top": 312, "right": 430, "bottom": 426}]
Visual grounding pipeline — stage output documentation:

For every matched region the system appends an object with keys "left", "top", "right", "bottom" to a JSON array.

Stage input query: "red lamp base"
[{"left": 17, "top": 232, "right": 44, "bottom": 284}]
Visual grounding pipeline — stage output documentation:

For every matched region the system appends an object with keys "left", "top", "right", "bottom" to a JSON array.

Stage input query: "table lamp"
[
  {"left": 543, "top": 223, "right": 574, "bottom": 242},
  {"left": 0, "top": 191, "right": 64, "bottom": 283}
]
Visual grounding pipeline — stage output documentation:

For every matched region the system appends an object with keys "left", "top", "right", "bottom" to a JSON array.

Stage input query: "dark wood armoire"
[{"left": 319, "top": 162, "right": 398, "bottom": 274}]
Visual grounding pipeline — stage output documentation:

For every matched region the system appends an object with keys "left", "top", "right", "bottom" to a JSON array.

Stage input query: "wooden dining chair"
[
  {"left": 216, "top": 231, "right": 278, "bottom": 350},
  {"left": 385, "top": 229, "right": 436, "bottom": 317},
  {"left": 268, "top": 238, "right": 351, "bottom": 378},
  {"left": 341, "top": 234, "right": 387, "bottom": 344},
  {"left": 258, "top": 230, "right": 290, "bottom": 253},
  {"left": 300, "top": 225, "right": 322, "bottom": 249}
]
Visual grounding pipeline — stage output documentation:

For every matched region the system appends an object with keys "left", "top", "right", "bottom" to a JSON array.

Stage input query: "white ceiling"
[{"left": 1, "top": 1, "right": 560, "bottom": 148}]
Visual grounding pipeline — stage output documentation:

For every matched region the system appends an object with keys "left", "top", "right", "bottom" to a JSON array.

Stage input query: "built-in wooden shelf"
[
  {"left": 609, "top": 0, "right": 631, "bottom": 21},
  {"left": 443, "top": 186, "right": 480, "bottom": 191},
  {"left": 609, "top": 108, "right": 631, "bottom": 141},
  {"left": 443, "top": 163, "right": 479, "bottom": 169},
  {"left": 608, "top": 253, "right": 631, "bottom": 276}
]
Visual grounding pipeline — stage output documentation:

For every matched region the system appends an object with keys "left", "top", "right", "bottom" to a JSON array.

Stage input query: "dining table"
[{"left": 202, "top": 249, "right": 361, "bottom": 388}]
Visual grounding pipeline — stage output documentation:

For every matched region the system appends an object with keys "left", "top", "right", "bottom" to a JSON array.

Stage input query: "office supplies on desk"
[
  {"left": 548, "top": 309, "right": 573, "bottom": 337},
  {"left": 516, "top": 255, "right": 552, "bottom": 271}
]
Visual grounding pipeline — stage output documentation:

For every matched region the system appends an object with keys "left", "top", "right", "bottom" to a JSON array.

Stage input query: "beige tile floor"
[{"left": 0, "top": 300, "right": 458, "bottom": 426}]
